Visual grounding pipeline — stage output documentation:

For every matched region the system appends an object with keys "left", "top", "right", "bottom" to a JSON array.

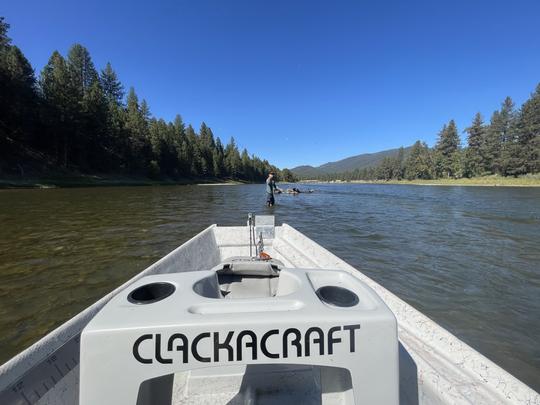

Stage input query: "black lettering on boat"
[
  {"left": 261, "top": 329, "right": 280, "bottom": 359},
  {"left": 132, "top": 324, "right": 360, "bottom": 364},
  {"left": 191, "top": 332, "right": 211, "bottom": 363},
  {"left": 133, "top": 334, "right": 153, "bottom": 364},
  {"left": 167, "top": 333, "right": 188, "bottom": 363},
  {"left": 213, "top": 331, "right": 234, "bottom": 362},
  {"left": 283, "top": 328, "right": 302, "bottom": 358},
  {"left": 344, "top": 324, "right": 361, "bottom": 352},
  {"left": 155, "top": 333, "right": 172, "bottom": 364},
  {"left": 236, "top": 330, "right": 257, "bottom": 361},
  {"left": 304, "top": 327, "right": 324, "bottom": 356},
  {"left": 327, "top": 326, "right": 342, "bottom": 355}
]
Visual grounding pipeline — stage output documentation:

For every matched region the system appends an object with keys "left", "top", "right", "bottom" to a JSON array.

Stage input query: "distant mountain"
[
  {"left": 288, "top": 165, "right": 322, "bottom": 179},
  {"left": 291, "top": 146, "right": 412, "bottom": 178}
]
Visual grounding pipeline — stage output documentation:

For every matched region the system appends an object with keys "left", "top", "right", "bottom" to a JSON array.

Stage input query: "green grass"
[
  {"left": 301, "top": 174, "right": 540, "bottom": 187},
  {"left": 347, "top": 174, "right": 540, "bottom": 187},
  {"left": 385, "top": 174, "right": 540, "bottom": 187}
]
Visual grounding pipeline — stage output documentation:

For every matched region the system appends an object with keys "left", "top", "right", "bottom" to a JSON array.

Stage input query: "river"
[{"left": 0, "top": 183, "right": 539, "bottom": 390}]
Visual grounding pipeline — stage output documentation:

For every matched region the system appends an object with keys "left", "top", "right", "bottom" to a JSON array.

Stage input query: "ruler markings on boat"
[
  {"left": 54, "top": 364, "right": 64, "bottom": 378},
  {"left": 0, "top": 334, "right": 80, "bottom": 405}
]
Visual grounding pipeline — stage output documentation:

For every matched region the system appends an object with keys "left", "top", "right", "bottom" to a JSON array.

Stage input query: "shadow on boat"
[
  {"left": 399, "top": 342, "right": 420, "bottom": 405},
  {"left": 134, "top": 344, "right": 419, "bottom": 404},
  {"left": 134, "top": 345, "right": 419, "bottom": 404}
]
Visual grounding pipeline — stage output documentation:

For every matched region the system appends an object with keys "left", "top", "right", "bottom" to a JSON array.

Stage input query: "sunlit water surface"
[{"left": 0, "top": 184, "right": 539, "bottom": 390}]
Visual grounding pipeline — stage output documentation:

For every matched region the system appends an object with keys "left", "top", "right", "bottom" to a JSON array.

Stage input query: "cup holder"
[
  {"left": 316, "top": 286, "right": 359, "bottom": 307},
  {"left": 128, "top": 282, "right": 175, "bottom": 304}
]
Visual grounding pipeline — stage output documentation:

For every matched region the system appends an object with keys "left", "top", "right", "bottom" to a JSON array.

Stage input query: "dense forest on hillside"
[
  {"left": 0, "top": 17, "right": 294, "bottom": 183},
  {"left": 300, "top": 90, "right": 540, "bottom": 182}
]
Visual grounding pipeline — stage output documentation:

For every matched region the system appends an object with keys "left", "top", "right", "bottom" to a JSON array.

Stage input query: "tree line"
[
  {"left": 304, "top": 89, "right": 539, "bottom": 182},
  {"left": 0, "top": 17, "right": 286, "bottom": 182}
]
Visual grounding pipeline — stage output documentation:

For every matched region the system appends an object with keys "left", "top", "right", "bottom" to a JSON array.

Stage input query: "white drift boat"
[{"left": 0, "top": 216, "right": 538, "bottom": 404}]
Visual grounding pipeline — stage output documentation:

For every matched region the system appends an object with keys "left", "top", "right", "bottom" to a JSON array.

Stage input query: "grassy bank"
[
  {"left": 301, "top": 174, "right": 540, "bottom": 187},
  {"left": 0, "top": 174, "right": 248, "bottom": 189}
]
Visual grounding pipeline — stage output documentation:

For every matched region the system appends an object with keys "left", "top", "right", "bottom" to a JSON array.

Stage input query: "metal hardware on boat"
[
  {"left": 257, "top": 232, "right": 264, "bottom": 257},
  {"left": 247, "top": 213, "right": 254, "bottom": 257}
]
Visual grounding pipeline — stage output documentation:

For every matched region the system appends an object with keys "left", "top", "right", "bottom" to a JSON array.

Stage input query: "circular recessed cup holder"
[
  {"left": 316, "top": 286, "right": 359, "bottom": 307},
  {"left": 128, "top": 282, "right": 176, "bottom": 304}
]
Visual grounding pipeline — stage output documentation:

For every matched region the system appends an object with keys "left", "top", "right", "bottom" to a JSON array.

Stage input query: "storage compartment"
[{"left": 192, "top": 258, "right": 300, "bottom": 299}]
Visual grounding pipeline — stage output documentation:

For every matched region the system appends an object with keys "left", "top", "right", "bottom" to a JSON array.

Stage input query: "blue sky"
[{"left": 4, "top": 0, "right": 540, "bottom": 168}]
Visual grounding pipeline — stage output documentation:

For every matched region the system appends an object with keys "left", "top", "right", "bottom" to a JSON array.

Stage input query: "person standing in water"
[{"left": 266, "top": 172, "right": 277, "bottom": 207}]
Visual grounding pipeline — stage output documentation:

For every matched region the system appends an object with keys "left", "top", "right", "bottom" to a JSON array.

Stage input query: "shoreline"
[
  {"left": 300, "top": 175, "right": 540, "bottom": 187},
  {"left": 0, "top": 175, "right": 249, "bottom": 190}
]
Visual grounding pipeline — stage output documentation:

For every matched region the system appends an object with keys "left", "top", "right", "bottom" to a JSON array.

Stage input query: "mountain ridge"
[{"left": 291, "top": 146, "right": 412, "bottom": 178}]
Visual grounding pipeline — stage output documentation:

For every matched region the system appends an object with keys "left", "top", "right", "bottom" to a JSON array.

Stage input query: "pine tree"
[
  {"left": 0, "top": 17, "right": 10, "bottom": 48},
  {"left": 465, "top": 112, "right": 486, "bottom": 177},
  {"left": 98, "top": 62, "right": 125, "bottom": 170},
  {"left": 63, "top": 44, "right": 108, "bottom": 169},
  {"left": 213, "top": 137, "right": 225, "bottom": 177},
  {"left": 82, "top": 78, "right": 108, "bottom": 170},
  {"left": 172, "top": 115, "right": 190, "bottom": 176},
  {"left": 241, "top": 148, "right": 251, "bottom": 180},
  {"left": 198, "top": 122, "right": 214, "bottom": 175},
  {"left": 100, "top": 62, "right": 124, "bottom": 105},
  {"left": 225, "top": 137, "right": 241, "bottom": 178},
  {"left": 67, "top": 44, "right": 99, "bottom": 99},
  {"left": 173, "top": 114, "right": 185, "bottom": 141},
  {"left": 40, "top": 51, "right": 75, "bottom": 166},
  {"left": 510, "top": 84, "right": 540, "bottom": 174},
  {"left": 185, "top": 124, "right": 202, "bottom": 176},
  {"left": 125, "top": 88, "right": 141, "bottom": 131},
  {"left": 404, "top": 141, "right": 432, "bottom": 180},
  {"left": 199, "top": 122, "right": 215, "bottom": 150},
  {"left": 0, "top": 18, "right": 40, "bottom": 162},
  {"left": 395, "top": 146, "right": 405, "bottom": 179},
  {"left": 124, "top": 87, "right": 151, "bottom": 172},
  {"left": 212, "top": 149, "right": 221, "bottom": 177},
  {"left": 149, "top": 118, "right": 181, "bottom": 177},
  {"left": 0, "top": 45, "right": 38, "bottom": 148},
  {"left": 139, "top": 99, "right": 150, "bottom": 119},
  {"left": 281, "top": 168, "right": 297, "bottom": 182},
  {"left": 434, "top": 120, "right": 461, "bottom": 178},
  {"left": 378, "top": 157, "right": 394, "bottom": 180},
  {"left": 483, "top": 97, "right": 516, "bottom": 174}
]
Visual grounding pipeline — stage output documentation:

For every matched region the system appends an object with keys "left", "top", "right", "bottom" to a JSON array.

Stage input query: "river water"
[{"left": 0, "top": 184, "right": 539, "bottom": 390}]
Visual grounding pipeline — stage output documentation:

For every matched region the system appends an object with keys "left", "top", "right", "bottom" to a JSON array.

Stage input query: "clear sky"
[{"left": 3, "top": 0, "right": 540, "bottom": 168}]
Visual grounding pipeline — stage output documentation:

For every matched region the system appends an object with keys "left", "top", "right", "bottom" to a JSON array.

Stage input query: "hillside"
[{"left": 292, "top": 146, "right": 411, "bottom": 178}]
